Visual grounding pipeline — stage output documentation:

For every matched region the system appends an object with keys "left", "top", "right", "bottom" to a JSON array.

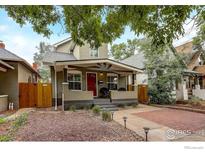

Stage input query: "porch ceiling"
[
  {"left": 0, "top": 60, "right": 14, "bottom": 72},
  {"left": 55, "top": 59, "right": 143, "bottom": 74}
]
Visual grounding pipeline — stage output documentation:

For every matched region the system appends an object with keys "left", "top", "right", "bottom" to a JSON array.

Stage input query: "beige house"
[
  {"left": 43, "top": 38, "right": 143, "bottom": 110},
  {"left": 0, "top": 41, "right": 39, "bottom": 111}
]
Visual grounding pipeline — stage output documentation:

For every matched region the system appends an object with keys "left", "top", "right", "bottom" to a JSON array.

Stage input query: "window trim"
[
  {"left": 90, "top": 48, "right": 99, "bottom": 58},
  {"left": 107, "top": 73, "right": 118, "bottom": 90},
  {"left": 67, "top": 71, "right": 82, "bottom": 91}
]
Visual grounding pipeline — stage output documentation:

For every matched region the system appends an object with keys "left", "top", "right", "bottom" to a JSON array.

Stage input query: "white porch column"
[
  {"left": 62, "top": 82, "right": 68, "bottom": 111},
  {"left": 54, "top": 62, "right": 58, "bottom": 111}
]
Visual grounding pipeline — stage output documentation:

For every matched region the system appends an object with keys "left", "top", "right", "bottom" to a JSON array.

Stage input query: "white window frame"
[
  {"left": 107, "top": 73, "right": 118, "bottom": 90},
  {"left": 67, "top": 71, "right": 82, "bottom": 91},
  {"left": 90, "top": 48, "right": 99, "bottom": 58}
]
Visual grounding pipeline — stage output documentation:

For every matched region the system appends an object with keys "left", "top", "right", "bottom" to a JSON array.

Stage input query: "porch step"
[{"left": 97, "top": 104, "right": 119, "bottom": 111}]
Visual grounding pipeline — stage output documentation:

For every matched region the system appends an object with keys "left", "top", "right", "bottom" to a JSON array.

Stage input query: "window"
[
  {"left": 90, "top": 48, "right": 99, "bottom": 58},
  {"left": 67, "top": 72, "right": 82, "bottom": 90},
  {"left": 107, "top": 74, "right": 118, "bottom": 90}
]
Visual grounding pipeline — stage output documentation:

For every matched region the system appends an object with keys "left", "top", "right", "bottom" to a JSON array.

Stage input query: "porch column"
[
  {"left": 54, "top": 62, "right": 58, "bottom": 110},
  {"left": 195, "top": 76, "right": 200, "bottom": 90},
  {"left": 62, "top": 67, "right": 68, "bottom": 111},
  {"left": 63, "top": 67, "right": 68, "bottom": 82}
]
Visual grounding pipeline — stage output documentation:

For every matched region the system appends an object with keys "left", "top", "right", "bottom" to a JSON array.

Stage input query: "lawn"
[{"left": 1, "top": 110, "right": 143, "bottom": 141}]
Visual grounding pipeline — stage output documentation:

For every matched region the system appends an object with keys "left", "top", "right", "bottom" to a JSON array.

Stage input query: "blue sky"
[{"left": 0, "top": 8, "right": 197, "bottom": 64}]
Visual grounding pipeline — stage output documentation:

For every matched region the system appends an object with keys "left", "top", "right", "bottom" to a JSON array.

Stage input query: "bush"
[
  {"left": 102, "top": 111, "right": 112, "bottom": 122},
  {"left": 12, "top": 113, "right": 28, "bottom": 130},
  {"left": 0, "top": 135, "right": 12, "bottom": 142},
  {"left": 92, "top": 105, "right": 101, "bottom": 115},
  {"left": 69, "top": 105, "right": 76, "bottom": 112},
  {"left": 132, "top": 104, "right": 137, "bottom": 108},
  {"left": 83, "top": 104, "right": 92, "bottom": 110},
  {"left": 0, "top": 118, "right": 6, "bottom": 124}
]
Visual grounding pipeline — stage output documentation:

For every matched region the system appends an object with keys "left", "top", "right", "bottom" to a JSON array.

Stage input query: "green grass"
[
  {"left": 0, "top": 135, "right": 12, "bottom": 142},
  {"left": 102, "top": 111, "right": 112, "bottom": 122},
  {"left": 12, "top": 113, "right": 28, "bottom": 130},
  {"left": 0, "top": 118, "right": 6, "bottom": 124}
]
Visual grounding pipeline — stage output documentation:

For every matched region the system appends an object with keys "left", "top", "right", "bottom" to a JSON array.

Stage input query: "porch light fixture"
[
  {"left": 100, "top": 72, "right": 103, "bottom": 76},
  {"left": 143, "top": 127, "right": 150, "bottom": 141},
  {"left": 123, "top": 116, "right": 128, "bottom": 129}
]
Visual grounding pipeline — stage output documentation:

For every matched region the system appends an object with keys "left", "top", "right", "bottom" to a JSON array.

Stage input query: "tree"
[
  {"left": 135, "top": 38, "right": 186, "bottom": 104},
  {"left": 1, "top": 6, "right": 205, "bottom": 50},
  {"left": 110, "top": 39, "right": 139, "bottom": 61},
  {"left": 34, "top": 42, "right": 54, "bottom": 82}
]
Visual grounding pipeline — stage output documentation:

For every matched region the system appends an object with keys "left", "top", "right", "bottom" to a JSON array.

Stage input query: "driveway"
[{"left": 113, "top": 104, "right": 205, "bottom": 141}]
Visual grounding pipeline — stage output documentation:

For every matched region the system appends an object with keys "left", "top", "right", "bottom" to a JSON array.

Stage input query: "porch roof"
[
  {"left": 0, "top": 60, "right": 14, "bottom": 72},
  {"left": 55, "top": 58, "right": 143, "bottom": 73}
]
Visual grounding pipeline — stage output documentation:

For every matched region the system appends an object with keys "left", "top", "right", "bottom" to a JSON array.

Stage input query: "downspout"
[{"left": 54, "top": 61, "right": 57, "bottom": 111}]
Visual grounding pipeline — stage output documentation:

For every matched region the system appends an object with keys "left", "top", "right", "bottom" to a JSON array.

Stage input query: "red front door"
[{"left": 87, "top": 73, "right": 97, "bottom": 96}]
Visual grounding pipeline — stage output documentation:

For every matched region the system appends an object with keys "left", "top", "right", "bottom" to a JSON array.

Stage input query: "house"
[
  {"left": 175, "top": 40, "right": 205, "bottom": 100},
  {"left": 0, "top": 41, "right": 39, "bottom": 111},
  {"left": 43, "top": 38, "right": 143, "bottom": 109},
  {"left": 122, "top": 40, "right": 205, "bottom": 101}
]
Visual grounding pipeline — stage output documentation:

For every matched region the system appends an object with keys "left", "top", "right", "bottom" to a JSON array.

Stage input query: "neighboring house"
[
  {"left": 0, "top": 41, "right": 39, "bottom": 110},
  {"left": 43, "top": 38, "right": 143, "bottom": 108},
  {"left": 122, "top": 40, "right": 205, "bottom": 101},
  {"left": 175, "top": 40, "right": 205, "bottom": 100}
]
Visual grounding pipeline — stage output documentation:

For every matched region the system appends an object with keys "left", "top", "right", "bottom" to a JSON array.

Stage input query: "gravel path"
[{"left": 15, "top": 110, "right": 143, "bottom": 141}]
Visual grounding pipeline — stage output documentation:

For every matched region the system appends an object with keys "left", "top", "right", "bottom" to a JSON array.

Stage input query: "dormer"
[{"left": 54, "top": 38, "right": 108, "bottom": 60}]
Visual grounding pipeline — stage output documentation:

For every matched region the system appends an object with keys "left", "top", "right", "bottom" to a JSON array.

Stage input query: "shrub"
[
  {"left": 132, "top": 104, "right": 137, "bottom": 108},
  {"left": 92, "top": 105, "right": 101, "bottom": 115},
  {"left": 0, "top": 135, "right": 12, "bottom": 142},
  {"left": 102, "top": 111, "right": 112, "bottom": 122},
  {"left": 0, "top": 118, "right": 6, "bottom": 124},
  {"left": 83, "top": 104, "right": 92, "bottom": 110},
  {"left": 69, "top": 105, "right": 76, "bottom": 112},
  {"left": 12, "top": 113, "right": 28, "bottom": 130}
]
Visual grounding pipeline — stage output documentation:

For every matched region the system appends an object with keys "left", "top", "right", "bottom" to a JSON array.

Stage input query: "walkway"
[{"left": 113, "top": 104, "right": 205, "bottom": 141}]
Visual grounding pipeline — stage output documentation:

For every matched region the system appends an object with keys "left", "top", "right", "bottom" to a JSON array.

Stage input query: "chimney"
[
  {"left": 0, "top": 40, "right": 5, "bottom": 49},
  {"left": 32, "top": 63, "right": 38, "bottom": 71}
]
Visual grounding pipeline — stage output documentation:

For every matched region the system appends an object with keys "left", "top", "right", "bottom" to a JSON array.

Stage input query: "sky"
[{"left": 0, "top": 8, "right": 198, "bottom": 64}]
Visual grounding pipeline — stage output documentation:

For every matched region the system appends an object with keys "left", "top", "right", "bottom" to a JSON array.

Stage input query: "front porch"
[{"left": 50, "top": 59, "right": 143, "bottom": 109}]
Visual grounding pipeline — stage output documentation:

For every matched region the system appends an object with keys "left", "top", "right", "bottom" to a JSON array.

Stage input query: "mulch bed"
[
  {"left": 176, "top": 101, "right": 205, "bottom": 110},
  {"left": 14, "top": 110, "right": 143, "bottom": 141},
  {"left": 133, "top": 108, "right": 205, "bottom": 132}
]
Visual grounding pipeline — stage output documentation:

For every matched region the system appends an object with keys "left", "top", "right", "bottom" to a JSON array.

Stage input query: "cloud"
[{"left": 0, "top": 25, "right": 8, "bottom": 32}]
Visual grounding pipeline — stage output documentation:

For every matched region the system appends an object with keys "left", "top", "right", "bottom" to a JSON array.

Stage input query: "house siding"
[
  {"left": 18, "top": 63, "right": 35, "bottom": 83},
  {"left": 0, "top": 62, "right": 19, "bottom": 108},
  {"left": 55, "top": 41, "right": 108, "bottom": 60}
]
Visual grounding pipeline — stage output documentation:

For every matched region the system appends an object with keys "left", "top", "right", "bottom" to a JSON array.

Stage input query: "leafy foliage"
[
  {"left": 92, "top": 105, "right": 101, "bottom": 115},
  {"left": 0, "top": 118, "right": 6, "bottom": 124},
  {"left": 12, "top": 113, "right": 28, "bottom": 130},
  {"left": 136, "top": 38, "right": 186, "bottom": 104},
  {"left": 0, "top": 135, "right": 12, "bottom": 142},
  {"left": 34, "top": 42, "right": 54, "bottom": 82},
  {"left": 110, "top": 39, "right": 139, "bottom": 61},
  {"left": 69, "top": 105, "right": 76, "bottom": 112},
  {"left": 1, "top": 6, "right": 205, "bottom": 49},
  {"left": 102, "top": 111, "right": 112, "bottom": 122}
]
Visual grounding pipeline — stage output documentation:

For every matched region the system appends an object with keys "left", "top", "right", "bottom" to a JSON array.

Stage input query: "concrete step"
[{"left": 96, "top": 103, "right": 119, "bottom": 111}]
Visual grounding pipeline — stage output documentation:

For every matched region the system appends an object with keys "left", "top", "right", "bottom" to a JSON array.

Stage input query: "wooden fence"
[
  {"left": 138, "top": 84, "right": 148, "bottom": 104},
  {"left": 19, "top": 83, "right": 52, "bottom": 108}
]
